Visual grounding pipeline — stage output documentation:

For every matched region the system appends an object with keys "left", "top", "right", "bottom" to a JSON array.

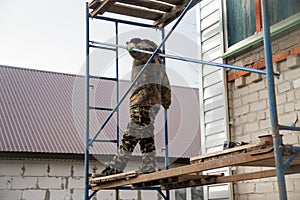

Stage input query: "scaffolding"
[{"left": 84, "top": 1, "right": 300, "bottom": 200}]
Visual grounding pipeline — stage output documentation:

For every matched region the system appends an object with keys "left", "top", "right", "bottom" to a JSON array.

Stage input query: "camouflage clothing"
[{"left": 105, "top": 38, "right": 171, "bottom": 174}]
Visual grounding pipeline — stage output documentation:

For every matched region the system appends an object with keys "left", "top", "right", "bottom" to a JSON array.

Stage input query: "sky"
[{"left": 0, "top": 0, "right": 199, "bottom": 87}]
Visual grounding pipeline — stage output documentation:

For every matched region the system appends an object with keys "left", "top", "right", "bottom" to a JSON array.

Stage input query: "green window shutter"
[
  {"left": 226, "top": 0, "right": 256, "bottom": 47},
  {"left": 226, "top": 0, "right": 300, "bottom": 47},
  {"left": 268, "top": 0, "right": 300, "bottom": 26}
]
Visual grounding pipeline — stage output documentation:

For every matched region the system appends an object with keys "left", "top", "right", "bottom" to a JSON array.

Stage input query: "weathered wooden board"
[
  {"left": 90, "top": 171, "right": 138, "bottom": 185},
  {"left": 190, "top": 141, "right": 264, "bottom": 164},
  {"left": 88, "top": 0, "right": 201, "bottom": 28},
  {"left": 89, "top": 144, "right": 300, "bottom": 191}
]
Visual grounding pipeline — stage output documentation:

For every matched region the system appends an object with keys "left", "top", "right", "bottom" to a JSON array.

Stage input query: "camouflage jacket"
[{"left": 127, "top": 38, "right": 171, "bottom": 109}]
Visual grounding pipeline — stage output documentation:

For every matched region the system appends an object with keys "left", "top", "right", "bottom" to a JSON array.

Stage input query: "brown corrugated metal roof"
[{"left": 0, "top": 65, "right": 200, "bottom": 158}]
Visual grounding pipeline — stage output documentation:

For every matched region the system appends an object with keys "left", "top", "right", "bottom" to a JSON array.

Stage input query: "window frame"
[{"left": 222, "top": 0, "right": 300, "bottom": 59}]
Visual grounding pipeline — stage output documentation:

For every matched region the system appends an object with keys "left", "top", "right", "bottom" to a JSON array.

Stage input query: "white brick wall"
[
  {"left": 0, "top": 158, "right": 165, "bottom": 200},
  {"left": 227, "top": 23, "right": 300, "bottom": 199}
]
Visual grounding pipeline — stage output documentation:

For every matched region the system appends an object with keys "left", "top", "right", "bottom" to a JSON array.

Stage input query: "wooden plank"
[
  {"left": 132, "top": 176, "right": 178, "bottom": 189},
  {"left": 91, "top": 148, "right": 275, "bottom": 190},
  {"left": 190, "top": 142, "right": 263, "bottom": 164},
  {"left": 161, "top": 164, "right": 300, "bottom": 190},
  {"left": 90, "top": 171, "right": 137, "bottom": 185},
  {"left": 105, "top": 3, "right": 163, "bottom": 21},
  {"left": 90, "top": 0, "right": 117, "bottom": 17},
  {"left": 117, "top": 0, "right": 173, "bottom": 12},
  {"left": 153, "top": 0, "right": 200, "bottom": 28},
  {"left": 217, "top": 164, "right": 300, "bottom": 183},
  {"left": 162, "top": 176, "right": 217, "bottom": 190},
  {"left": 154, "top": 3, "right": 185, "bottom": 28},
  {"left": 131, "top": 174, "right": 223, "bottom": 189},
  {"left": 161, "top": 174, "right": 223, "bottom": 190},
  {"left": 156, "top": 0, "right": 182, "bottom": 5},
  {"left": 88, "top": 0, "right": 100, "bottom": 9}
]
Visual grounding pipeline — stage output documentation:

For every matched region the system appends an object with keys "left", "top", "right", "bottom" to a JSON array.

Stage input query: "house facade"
[
  {"left": 196, "top": 0, "right": 300, "bottom": 199},
  {"left": 0, "top": 65, "right": 200, "bottom": 200},
  {"left": 1, "top": 0, "right": 300, "bottom": 200}
]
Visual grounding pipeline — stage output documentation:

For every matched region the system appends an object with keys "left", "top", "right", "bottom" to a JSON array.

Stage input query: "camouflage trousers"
[{"left": 108, "top": 104, "right": 160, "bottom": 172}]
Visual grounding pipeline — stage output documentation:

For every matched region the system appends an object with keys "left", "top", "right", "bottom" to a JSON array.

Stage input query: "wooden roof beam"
[
  {"left": 106, "top": 3, "right": 163, "bottom": 21},
  {"left": 90, "top": 0, "right": 117, "bottom": 17},
  {"left": 155, "top": 0, "right": 182, "bottom": 5},
  {"left": 117, "top": 0, "right": 173, "bottom": 12},
  {"left": 153, "top": 0, "right": 200, "bottom": 28}
]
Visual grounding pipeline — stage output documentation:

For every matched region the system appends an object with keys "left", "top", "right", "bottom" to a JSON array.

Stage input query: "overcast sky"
[{"left": 0, "top": 0, "right": 199, "bottom": 87}]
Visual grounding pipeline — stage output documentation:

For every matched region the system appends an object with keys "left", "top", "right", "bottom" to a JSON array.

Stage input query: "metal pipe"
[
  {"left": 84, "top": 2, "right": 90, "bottom": 200},
  {"left": 88, "top": 191, "right": 98, "bottom": 199},
  {"left": 89, "top": 75, "right": 117, "bottom": 81},
  {"left": 261, "top": 0, "right": 287, "bottom": 199},
  {"left": 91, "top": 139, "right": 118, "bottom": 143},
  {"left": 89, "top": 107, "right": 113, "bottom": 111},
  {"left": 161, "top": 29, "right": 169, "bottom": 171},
  {"left": 89, "top": 40, "right": 268, "bottom": 75},
  {"left": 115, "top": 21, "right": 120, "bottom": 151},
  {"left": 279, "top": 125, "right": 300, "bottom": 131},
  {"left": 157, "top": 190, "right": 168, "bottom": 200},
  {"left": 108, "top": 186, "right": 163, "bottom": 190},
  {"left": 162, "top": 28, "right": 170, "bottom": 200},
  {"left": 114, "top": 21, "right": 121, "bottom": 200},
  {"left": 283, "top": 154, "right": 298, "bottom": 171},
  {"left": 89, "top": 0, "right": 197, "bottom": 145},
  {"left": 89, "top": 44, "right": 116, "bottom": 51},
  {"left": 293, "top": 146, "right": 300, "bottom": 154}
]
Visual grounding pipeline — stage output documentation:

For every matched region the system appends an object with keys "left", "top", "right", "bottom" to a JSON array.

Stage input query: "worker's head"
[{"left": 126, "top": 38, "right": 162, "bottom": 64}]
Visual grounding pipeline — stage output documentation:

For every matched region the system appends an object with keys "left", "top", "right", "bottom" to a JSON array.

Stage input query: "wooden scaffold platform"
[
  {"left": 89, "top": 141, "right": 300, "bottom": 191},
  {"left": 88, "top": 0, "right": 200, "bottom": 28}
]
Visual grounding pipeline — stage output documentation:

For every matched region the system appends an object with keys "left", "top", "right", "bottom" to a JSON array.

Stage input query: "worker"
[{"left": 101, "top": 38, "right": 171, "bottom": 176}]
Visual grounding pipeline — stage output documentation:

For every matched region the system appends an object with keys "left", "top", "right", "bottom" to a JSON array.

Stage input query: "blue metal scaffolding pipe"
[
  {"left": 261, "top": 0, "right": 287, "bottom": 199},
  {"left": 115, "top": 21, "right": 120, "bottom": 151},
  {"left": 108, "top": 186, "right": 163, "bottom": 190},
  {"left": 293, "top": 146, "right": 300, "bottom": 153},
  {"left": 279, "top": 125, "right": 300, "bottom": 131},
  {"left": 158, "top": 190, "right": 168, "bottom": 200},
  {"left": 84, "top": 2, "right": 90, "bottom": 200},
  {"left": 89, "top": 44, "right": 116, "bottom": 51},
  {"left": 283, "top": 153, "right": 298, "bottom": 171},
  {"left": 89, "top": 0, "right": 197, "bottom": 146},
  {"left": 89, "top": 40, "right": 268, "bottom": 75},
  {"left": 162, "top": 28, "right": 170, "bottom": 200}
]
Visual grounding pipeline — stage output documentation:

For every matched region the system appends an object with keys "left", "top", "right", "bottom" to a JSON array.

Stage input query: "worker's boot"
[
  {"left": 100, "top": 148, "right": 131, "bottom": 176},
  {"left": 138, "top": 152, "right": 157, "bottom": 174},
  {"left": 101, "top": 165, "right": 123, "bottom": 176}
]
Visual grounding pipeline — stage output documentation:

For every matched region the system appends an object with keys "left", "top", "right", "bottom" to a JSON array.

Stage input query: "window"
[
  {"left": 191, "top": 187, "right": 203, "bottom": 200},
  {"left": 175, "top": 188, "right": 187, "bottom": 200},
  {"left": 226, "top": 0, "right": 300, "bottom": 47},
  {"left": 175, "top": 187, "right": 204, "bottom": 200}
]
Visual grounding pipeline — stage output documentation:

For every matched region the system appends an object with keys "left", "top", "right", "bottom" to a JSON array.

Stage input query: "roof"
[
  {"left": 0, "top": 65, "right": 200, "bottom": 158},
  {"left": 88, "top": 0, "right": 201, "bottom": 28}
]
